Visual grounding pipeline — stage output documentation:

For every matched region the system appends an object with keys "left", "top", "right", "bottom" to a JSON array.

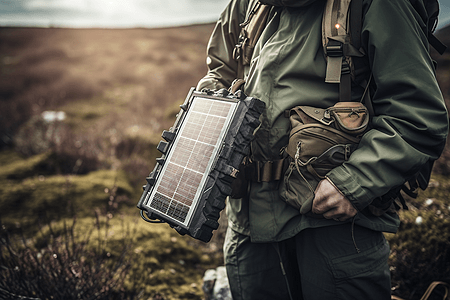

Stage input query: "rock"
[{"left": 202, "top": 266, "right": 232, "bottom": 300}]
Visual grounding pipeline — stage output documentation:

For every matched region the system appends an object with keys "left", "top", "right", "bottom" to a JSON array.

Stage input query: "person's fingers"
[{"left": 312, "top": 179, "right": 357, "bottom": 220}]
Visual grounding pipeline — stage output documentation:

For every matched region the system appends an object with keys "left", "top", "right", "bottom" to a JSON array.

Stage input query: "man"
[{"left": 196, "top": 0, "right": 448, "bottom": 299}]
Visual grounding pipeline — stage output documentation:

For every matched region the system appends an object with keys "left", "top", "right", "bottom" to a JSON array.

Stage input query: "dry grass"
[
  {"left": 0, "top": 25, "right": 215, "bottom": 195},
  {"left": 0, "top": 25, "right": 212, "bottom": 143}
]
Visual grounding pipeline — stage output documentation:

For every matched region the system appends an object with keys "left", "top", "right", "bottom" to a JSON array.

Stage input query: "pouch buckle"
[{"left": 320, "top": 110, "right": 333, "bottom": 125}]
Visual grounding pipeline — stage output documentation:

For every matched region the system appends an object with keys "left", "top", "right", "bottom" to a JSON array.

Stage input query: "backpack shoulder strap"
[
  {"left": 322, "top": 0, "right": 365, "bottom": 102},
  {"left": 411, "top": 0, "right": 447, "bottom": 54},
  {"left": 233, "top": 1, "right": 271, "bottom": 81},
  {"left": 322, "top": 0, "right": 352, "bottom": 85}
]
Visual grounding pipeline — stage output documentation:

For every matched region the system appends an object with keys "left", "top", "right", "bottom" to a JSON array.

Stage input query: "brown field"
[{"left": 0, "top": 24, "right": 217, "bottom": 190}]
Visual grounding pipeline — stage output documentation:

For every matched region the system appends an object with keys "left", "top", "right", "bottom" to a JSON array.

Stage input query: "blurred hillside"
[
  {"left": 0, "top": 24, "right": 221, "bottom": 300},
  {"left": 0, "top": 25, "right": 215, "bottom": 193}
]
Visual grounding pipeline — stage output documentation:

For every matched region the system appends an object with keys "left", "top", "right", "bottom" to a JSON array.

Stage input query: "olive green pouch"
[{"left": 279, "top": 102, "right": 369, "bottom": 214}]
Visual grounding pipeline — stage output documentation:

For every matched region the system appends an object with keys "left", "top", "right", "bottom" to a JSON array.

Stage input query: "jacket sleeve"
[
  {"left": 196, "top": 0, "right": 249, "bottom": 91},
  {"left": 327, "top": 0, "right": 449, "bottom": 211}
]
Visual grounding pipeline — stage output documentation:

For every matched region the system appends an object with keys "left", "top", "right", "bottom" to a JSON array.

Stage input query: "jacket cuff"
[{"left": 326, "top": 166, "right": 374, "bottom": 211}]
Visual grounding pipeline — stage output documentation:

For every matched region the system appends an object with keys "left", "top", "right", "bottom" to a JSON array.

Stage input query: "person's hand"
[{"left": 312, "top": 178, "right": 357, "bottom": 221}]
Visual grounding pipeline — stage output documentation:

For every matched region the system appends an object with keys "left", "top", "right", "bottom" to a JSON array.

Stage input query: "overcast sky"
[
  {"left": 0, "top": 0, "right": 449, "bottom": 29},
  {"left": 436, "top": 0, "right": 450, "bottom": 29},
  {"left": 0, "top": 0, "right": 229, "bottom": 28}
]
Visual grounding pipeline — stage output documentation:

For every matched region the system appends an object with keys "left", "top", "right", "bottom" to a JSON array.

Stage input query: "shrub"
[
  {"left": 0, "top": 213, "right": 221, "bottom": 300},
  {"left": 388, "top": 176, "right": 450, "bottom": 300},
  {"left": 0, "top": 215, "right": 132, "bottom": 300}
]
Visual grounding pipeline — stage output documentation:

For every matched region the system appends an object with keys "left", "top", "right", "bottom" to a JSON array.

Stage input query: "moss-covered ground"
[{"left": 0, "top": 145, "right": 224, "bottom": 299}]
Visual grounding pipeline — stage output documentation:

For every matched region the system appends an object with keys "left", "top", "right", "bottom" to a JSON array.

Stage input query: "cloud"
[
  {"left": 438, "top": 0, "right": 450, "bottom": 29},
  {"left": 4, "top": 0, "right": 449, "bottom": 29},
  {"left": 0, "top": 0, "right": 229, "bottom": 28}
]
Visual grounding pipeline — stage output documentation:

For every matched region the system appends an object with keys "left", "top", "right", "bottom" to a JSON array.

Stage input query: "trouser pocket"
[{"left": 330, "top": 237, "right": 391, "bottom": 300}]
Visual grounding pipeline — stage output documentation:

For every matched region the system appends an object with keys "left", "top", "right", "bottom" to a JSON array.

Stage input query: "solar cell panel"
[
  {"left": 146, "top": 96, "right": 236, "bottom": 225},
  {"left": 137, "top": 88, "right": 265, "bottom": 242}
]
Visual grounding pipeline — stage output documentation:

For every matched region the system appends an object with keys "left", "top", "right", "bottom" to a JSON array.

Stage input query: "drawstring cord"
[
  {"left": 294, "top": 144, "right": 315, "bottom": 194},
  {"left": 272, "top": 243, "right": 294, "bottom": 300},
  {"left": 351, "top": 215, "right": 361, "bottom": 253}
]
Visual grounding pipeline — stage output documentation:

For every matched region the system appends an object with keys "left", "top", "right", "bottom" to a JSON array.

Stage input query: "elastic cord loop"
[{"left": 140, "top": 210, "right": 165, "bottom": 224}]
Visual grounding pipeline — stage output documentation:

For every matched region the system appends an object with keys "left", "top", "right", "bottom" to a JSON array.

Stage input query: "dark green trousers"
[{"left": 224, "top": 223, "right": 391, "bottom": 300}]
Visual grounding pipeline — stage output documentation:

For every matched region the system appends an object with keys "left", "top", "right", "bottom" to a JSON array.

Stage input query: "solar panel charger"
[{"left": 137, "top": 88, "right": 265, "bottom": 242}]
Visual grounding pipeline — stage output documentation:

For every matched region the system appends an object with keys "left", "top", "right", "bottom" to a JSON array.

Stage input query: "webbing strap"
[
  {"left": 244, "top": 159, "right": 286, "bottom": 182},
  {"left": 323, "top": 0, "right": 351, "bottom": 86},
  {"left": 350, "top": 0, "right": 362, "bottom": 51},
  {"left": 233, "top": 2, "right": 271, "bottom": 80},
  {"left": 323, "top": 0, "right": 365, "bottom": 102},
  {"left": 257, "top": 159, "right": 285, "bottom": 182},
  {"left": 330, "top": 0, "right": 340, "bottom": 36},
  {"left": 340, "top": 71, "right": 352, "bottom": 101},
  {"left": 325, "top": 56, "right": 343, "bottom": 83},
  {"left": 429, "top": 33, "right": 447, "bottom": 55}
]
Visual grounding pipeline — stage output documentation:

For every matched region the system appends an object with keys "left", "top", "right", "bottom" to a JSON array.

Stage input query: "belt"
[{"left": 242, "top": 158, "right": 288, "bottom": 182}]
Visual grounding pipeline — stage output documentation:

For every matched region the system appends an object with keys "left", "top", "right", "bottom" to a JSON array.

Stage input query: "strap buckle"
[
  {"left": 341, "top": 60, "right": 351, "bottom": 75},
  {"left": 326, "top": 40, "right": 343, "bottom": 57},
  {"left": 233, "top": 34, "right": 248, "bottom": 61}
]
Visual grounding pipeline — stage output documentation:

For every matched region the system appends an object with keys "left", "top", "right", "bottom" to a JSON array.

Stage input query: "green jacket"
[{"left": 197, "top": 0, "right": 448, "bottom": 242}]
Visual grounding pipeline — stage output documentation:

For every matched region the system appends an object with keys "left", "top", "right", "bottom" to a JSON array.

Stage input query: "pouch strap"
[
  {"left": 229, "top": 78, "right": 246, "bottom": 93},
  {"left": 291, "top": 106, "right": 334, "bottom": 125},
  {"left": 307, "top": 164, "right": 324, "bottom": 179},
  {"left": 296, "top": 144, "right": 352, "bottom": 167}
]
